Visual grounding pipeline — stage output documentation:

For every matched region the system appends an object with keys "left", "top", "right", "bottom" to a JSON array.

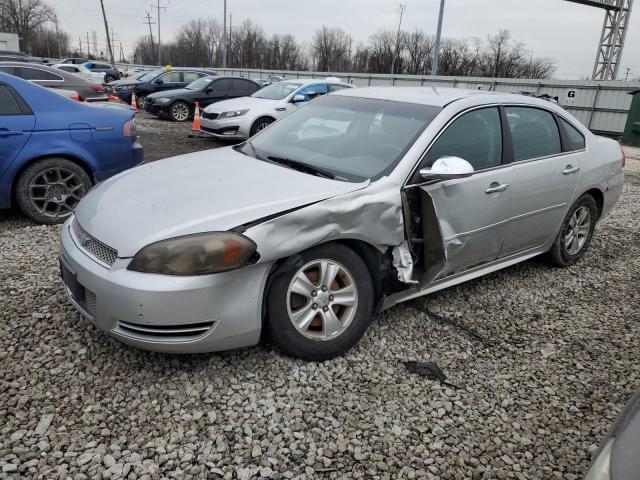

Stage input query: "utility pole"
[
  {"left": 431, "top": 0, "right": 446, "bottom": 76},
  {"left": 99, "top": 0, "right": 116, "bottom": 65},
  {"left": 144, "top": 10, "right": 156, "bottom": 60},
  {"left": 229, "top": 13, "right": 233, "bottom": 68},
  {"left": 54, "top": 15, "right": 62, "bottom": 58},
  {"left": 624, "top": 67, "right": 632, "bottom": 81},
  {"left": 79, "top": 37, "right": 83, "bottom": 57},
  {"left": 222, "top": 0, "right": 228, "bottom": 68},
  {"left": 153, "top": 0, "right": 166, "bottom": 65},
  {"left": 391, "top": 3, "right": 406, "bottom": 76},
  {"left": 86, "top": 32, "right": 90, "bottom": 57}
]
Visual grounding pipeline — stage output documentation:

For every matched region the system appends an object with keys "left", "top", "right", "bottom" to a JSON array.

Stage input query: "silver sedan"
[
  {"left": 199, "top": 78, "right": 352, "bottom": 140},
  {"left": 59, "top": 87, "right": 624, "bottom": 360}
]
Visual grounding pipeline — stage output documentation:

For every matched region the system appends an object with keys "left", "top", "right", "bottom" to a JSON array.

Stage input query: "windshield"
[
  {"left": 241, "top": 95, "right": 442, "bottom": 182},
  {"left": 251, "top": 81, "right": 302, "bottom": 100},
  {"left": 187, "top": 77, "right": 214, "bottom": 90},
  {"left": 138, "top": 68, "right": 165, "bottom": 82}
]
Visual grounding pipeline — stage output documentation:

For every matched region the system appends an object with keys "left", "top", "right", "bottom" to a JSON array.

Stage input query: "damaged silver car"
[{"left": 59, "top": 87, "right": 625, "bottom": 360}]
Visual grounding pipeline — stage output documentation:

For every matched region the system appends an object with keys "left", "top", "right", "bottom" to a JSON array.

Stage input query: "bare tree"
[
  {"left": 311, "top": 26, "right": 352, "bottom": 72},
  {"left": 0, "top": 0, "right": 53, "bottom": 52}
]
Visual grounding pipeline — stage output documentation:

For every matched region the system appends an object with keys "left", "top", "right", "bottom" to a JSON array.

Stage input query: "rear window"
[
  {"left": 0, "top": 85, "right": 21, "bottom": 115},
  {"left": 559, "top": 117, "right": 586, "bottom": 151}
]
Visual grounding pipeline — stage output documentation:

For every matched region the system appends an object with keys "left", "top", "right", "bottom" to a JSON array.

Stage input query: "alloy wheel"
[
  {"left": 137, "top": 95, "right": 146, "bottom": 109},
  {"left": 565, "top": 206, "right": 592, "bottom": 255},
  {"left": 286, "top": 259, "right": 358, "bottom": 341},
  {"left": 256, "top": 121, "right": 270, "bottom": 132},
  {"left": 171, "top": 103, "right": 190, "bottom": 122},
  {"left": 27, "top": 167, "right": 86, "bottom": 219}
]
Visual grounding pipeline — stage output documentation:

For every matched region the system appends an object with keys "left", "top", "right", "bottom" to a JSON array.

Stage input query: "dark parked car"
[
  {"left": 83, "top": 61, "right": 121, "bottom": 83},
  {"left": 0, "top": 72, "right": 142, "bottom": 224},
  {"left": 108, "top": 67, "right": 215, "bottom": 110},
  {"left": 60, "top": 57, "right": 88, "bottom": 65},
  {"left": 145, "top": 76, "right": 260, "bottom": 122},
  {"left": 0, "top": 62, "right": 107, "bottom": 102}
]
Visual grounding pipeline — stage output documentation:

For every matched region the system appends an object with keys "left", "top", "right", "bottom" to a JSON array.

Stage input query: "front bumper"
[
  {"left": 200, "top": 115, "right": 252, "bottom": 140},
  {"left": 59, "top": 218, "right": 271, "bottom": 353},
  {"left": 145, "top": 101, "right": 169, "bottom": 116}
]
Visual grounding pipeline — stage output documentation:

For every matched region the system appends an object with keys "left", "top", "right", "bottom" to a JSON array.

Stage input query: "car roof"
[
  {"left": 280, "top": 78, "right": 350, "bottom": 86},
  {"left": 332, "top": 86, "right": 502, "bottom": 107}
]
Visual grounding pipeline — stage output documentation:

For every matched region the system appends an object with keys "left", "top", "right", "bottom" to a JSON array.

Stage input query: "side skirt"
[{"left": 380, "top": 244, "right": 547, "bottom": 311}]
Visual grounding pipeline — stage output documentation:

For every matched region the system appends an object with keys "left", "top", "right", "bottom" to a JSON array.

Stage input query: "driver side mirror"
[
  {"left": 419, "top": 156, "right": 475, "bottom": 181},
  {"left": 154, "top": 79, "right": 164, "bottom": 85},
  {"left": 292, "top": 94, "right": 306, "bottom": 103},
  {"left": 205, "top": 87, "right": 213, "bottom": 93}
]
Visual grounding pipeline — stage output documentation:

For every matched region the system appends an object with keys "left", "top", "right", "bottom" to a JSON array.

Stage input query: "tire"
[
  {"left": 250, "top": 117, "right": 274, "bottom": 137},
  {"left": 546, "top": 194, "right": 598, "bottom": 267},
  {"left": 169, "top": 101, "right": 191, "bottom": 122},
  {"left": 104, "top": 74, "right": 115, "bottom": 83},
  {"left": 15, "top": 158, "right": 92, "bottom": 225},
  {"left": 266, "top": 243, "right": 374, "bottom": 361},
  {"left": 136, "top": 94, "right": 147, "bottom": 110}
]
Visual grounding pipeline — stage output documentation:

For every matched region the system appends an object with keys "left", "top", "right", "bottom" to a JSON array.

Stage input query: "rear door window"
[
  {"left": 213, "top": 78, "right": 233, "bottom": 92},
  {"left": 505, "top": 107, "right": 561, "bottom": 161},
  {"left": 183, "top": 71, "right": 206, "bottom": 83},
  {"left": 329, "top": 84, "right": 350, "bottom": 92},
  {"left": 0, "top": 85, "right": 21, "bottom": 115},
  {"left": 425, "top": 107, "right": 503, "bottom": 170},
  {"left": 558, "top": 117, "right": 586, "bottom": 151},
  {"left": 17, "top": 67, "right": 63, "bottom": 81},
  {"left": 159, "top": 71, "right": 181, "bottom": 83}
]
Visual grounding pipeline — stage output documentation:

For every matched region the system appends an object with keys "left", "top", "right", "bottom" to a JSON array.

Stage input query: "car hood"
[
  {"left": 148, "top": 88, "right": 192, "bottom": 99},
  {"left": 204, "top": 96, "right": 279, "bottom": 113},
  {"left": 74, "top": 147, "right": 367, "bottom": 257}
]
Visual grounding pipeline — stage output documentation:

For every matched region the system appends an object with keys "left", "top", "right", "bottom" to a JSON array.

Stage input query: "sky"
[{"left": 52, "top": 0, "right": 640, "bottom": 80}]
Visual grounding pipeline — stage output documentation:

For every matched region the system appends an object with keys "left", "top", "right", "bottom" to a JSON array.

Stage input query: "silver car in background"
[
  {"left": 199, "top": 78, "right": 352, "bottom": 140},
  {"left": 59, "top": 87, "right": 624, "bottom": 361}
]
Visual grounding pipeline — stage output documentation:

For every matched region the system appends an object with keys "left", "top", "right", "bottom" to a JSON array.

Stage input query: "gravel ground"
[{"left": 1, "top": 133, "right": 639, "bottom": 478}]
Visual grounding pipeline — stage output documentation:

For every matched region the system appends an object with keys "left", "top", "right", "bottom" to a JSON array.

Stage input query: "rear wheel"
[
  {"left": 250, "top": 117, "right": 274, "bottom": 137},
  {"left": 169, "top": 101, "right": 191, "bottom": 122},
  {"left": 15, "top": 158, "right": 92, "bottom": 224},
  {"left": 546, "top": 194, "right": 598, "bottom": 267},
  {"left": 266, "top": 243, "right": 374, "bottom": 361}
]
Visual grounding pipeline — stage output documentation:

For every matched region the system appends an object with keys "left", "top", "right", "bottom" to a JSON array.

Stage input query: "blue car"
[
  {"left": 83, "top": 61, "right": 121, "bottom": 83},
  {"left": 0, "top": 72, "right": 143, "bottom": 224}
]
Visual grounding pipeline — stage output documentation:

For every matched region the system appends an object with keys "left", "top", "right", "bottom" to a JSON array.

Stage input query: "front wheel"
[
  {"left": 250, "top": 117, "right": 274, "bottom": 137},
  {"left": 136, "top": 94, "right": 147, "bottom": 110},
  {"left": 169, "top": 101, "right": 191, "bottom": 122},
  {"left": 266, "top": 243, "right": 374, "bottom": 361},
  {"left": 15, "top": 158, "right": 92, "bottom": 224},
  {"left": 546, "top": 194, "right": 598, "bottom": 267},
  {"left": 104, "top": 74, "right": 115, "bottom": 83}
]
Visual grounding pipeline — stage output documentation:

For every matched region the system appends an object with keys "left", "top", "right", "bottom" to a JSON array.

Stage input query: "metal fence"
[{"left": 212, "top": 68, "right": 640, "bottom": 135}]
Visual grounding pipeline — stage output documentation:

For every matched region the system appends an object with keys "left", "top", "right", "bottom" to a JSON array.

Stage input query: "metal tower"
[{"left": 565, "top": 0, "right": 634, "bottom": 80}]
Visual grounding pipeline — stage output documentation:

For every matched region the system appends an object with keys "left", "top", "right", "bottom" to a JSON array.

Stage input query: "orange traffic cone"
[
  {"left": 131, "top": 91, "right": 138, "bottom": 113},
  {"left": 191, "top": 101, "right": 201, "bottom": 131}
]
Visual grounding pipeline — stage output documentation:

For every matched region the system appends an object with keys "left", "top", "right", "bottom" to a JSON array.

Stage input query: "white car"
[
  {"left": 200, "top": 78, "right": 353, "bottom": 140},
  {"left": 53, "top": 64, "right": 105, "bottom": 84}
]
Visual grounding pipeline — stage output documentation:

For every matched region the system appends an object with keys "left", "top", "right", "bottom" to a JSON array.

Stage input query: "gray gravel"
[{"left": 1, "top": 173, "right": 639, "bottom": 479}]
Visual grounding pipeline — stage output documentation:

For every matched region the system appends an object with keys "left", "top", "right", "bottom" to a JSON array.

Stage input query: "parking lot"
[{"left": 0, "top": 116, "right": 638, "bottom": 479}]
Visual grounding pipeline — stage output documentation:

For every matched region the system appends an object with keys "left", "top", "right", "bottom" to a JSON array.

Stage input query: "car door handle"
[
  {"left": 563, "top": 165, "right": 581, "bottom": 175},
  {"left": 485, "top": 183, "right": 510, "bottom": 194},
  {"left": 0, "top": 130, "right": 23, "bottom": 137}
]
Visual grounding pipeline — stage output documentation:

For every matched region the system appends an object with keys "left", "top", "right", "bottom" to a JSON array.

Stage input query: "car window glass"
[
  {"left": 18, "top": 67, "right": 62, "bottom": 81},
  {"left": 58, "top": 66, "right": 74, "bottom": 72},
  {"left": 183, "top": 72, "right": 204, "bottom": 83},
  {"left": 505, "top": 107, "right": 561, "bottom": 161},
  {"left": 214, "top": 78, "right": 233, "bottom": 91},
  {"left": 559, "top": 117, "right": 586, "bottom": 151},
  {"left": 329, "top": 84, "right": 350, "bottom": 92},
  {"left": 426, "top": 107, "right": 503, "bottom": 170},
  {"left": 252, "top": 82, "right": 302, "bottom": 100},
  {"left": 0, "top": 66, "right": 15, "bottom": 75},
  {"left": 297, "top": 116, "right": 352, "bottom": 140},
  {"left": 297, "top": 83, "right": 328, "bottom": 101},
  {"left": 96, "top": 64, "right": 111, "bottom": 69},
  {"left": 160, "top": 71, "right": 182, "bottom": 83},
  {"left": 0, "top": 85, "right": 21, "bottom": 114},
  {"left": 232, "top": 79, "right": 255, "bottom": 92}
]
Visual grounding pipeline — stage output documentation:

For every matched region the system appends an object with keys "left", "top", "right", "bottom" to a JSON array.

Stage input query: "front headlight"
[
  {"left": 154, "top": 97, "right": 171, "bottom": 104},
  {"left": 584, "top": 438, "right": 613, "bottom": 480},
  {"left": 128, "top": 232, "right": 258, "bottom": 275},
  {"left": 218, "top": 109, "right": 249, "bottom": 119}
]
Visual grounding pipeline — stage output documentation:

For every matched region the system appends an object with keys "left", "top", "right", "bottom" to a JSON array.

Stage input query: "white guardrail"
[{"left": 117, "top": 63, "right": 640, "bottom": 135}]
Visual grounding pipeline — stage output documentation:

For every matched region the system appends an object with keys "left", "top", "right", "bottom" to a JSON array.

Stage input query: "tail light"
[
  {"left": 70, "top": 94, "right": 80, "bottom": 102},
  {"left": 91, "top": 84, "right": 104, "bottom": 94},
  {"left": 123, "top": 118, "right": 137, "bottom": 138},
  {"left": 621, "top": 145, "right": 626, "bottom": 169}
]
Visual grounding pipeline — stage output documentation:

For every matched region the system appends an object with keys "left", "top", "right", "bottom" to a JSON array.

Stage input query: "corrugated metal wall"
[{"left": 215, "top": 68, "right": 640, "bottom": 135}]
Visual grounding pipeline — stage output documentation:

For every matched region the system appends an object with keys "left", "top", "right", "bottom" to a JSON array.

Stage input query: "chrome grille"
[
  {"left": 71, "top": 218, "right": 118, "bottom": 266},
  {"left": 117, "top": 320, "right": 215, "bottom": 340}
]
